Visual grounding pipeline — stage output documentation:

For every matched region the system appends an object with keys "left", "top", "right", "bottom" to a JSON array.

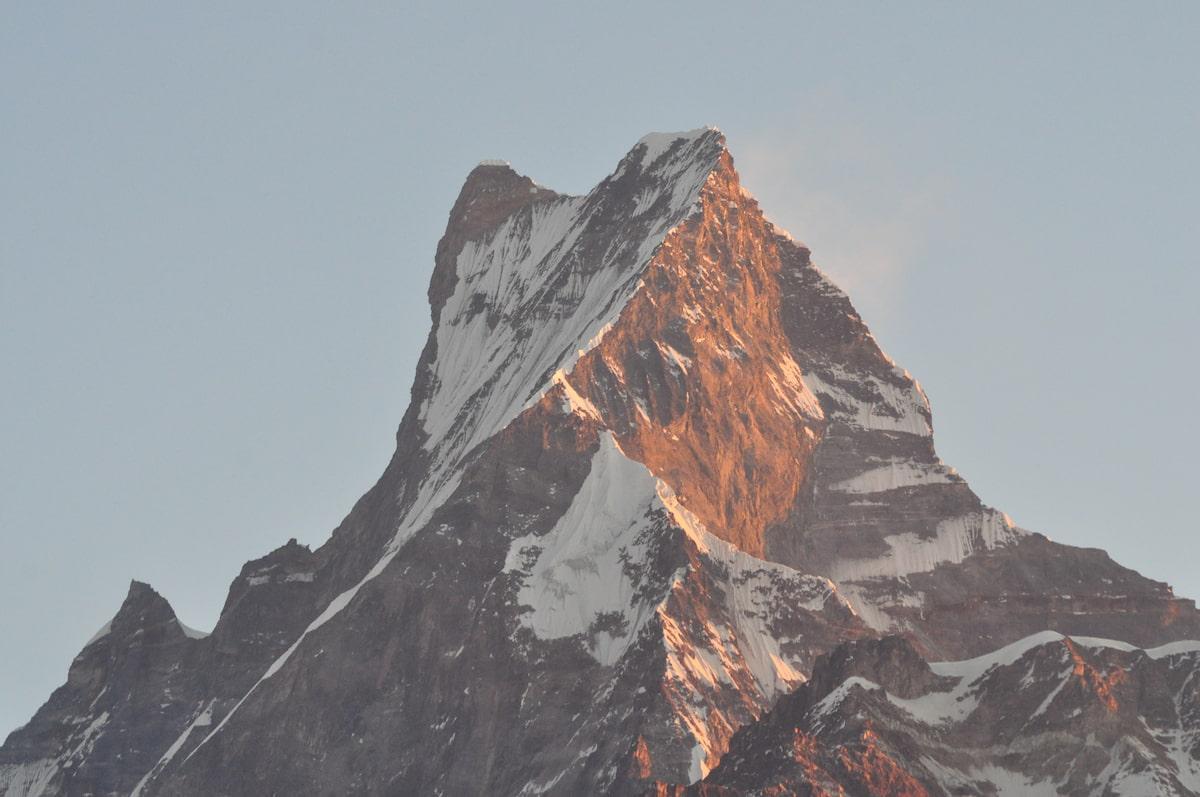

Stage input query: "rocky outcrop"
[
  {"left": 685, "top": 633, "right": 1200, "bottom": 795},
  {"left": 3, "top": 128, "right": 1198, "bottom": 796},
  {"left": 0, "top": 582, "right": 203, "bottom": 797}
]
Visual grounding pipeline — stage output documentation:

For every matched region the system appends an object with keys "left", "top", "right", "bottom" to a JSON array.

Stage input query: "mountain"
[
  {"left": 3, "top": 127, "right": 1197, "bottom": 796},
  {"left": 682, "top": 633, "right": 1200, "bottom": 795}
]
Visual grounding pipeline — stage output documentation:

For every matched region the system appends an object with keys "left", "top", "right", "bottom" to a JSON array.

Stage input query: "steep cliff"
[{"left": 3, "top": 129, "right": 1197, "bottom": 796}]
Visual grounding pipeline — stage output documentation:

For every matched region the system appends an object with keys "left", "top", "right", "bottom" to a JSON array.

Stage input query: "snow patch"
[
  {"left": 419, "top": 127, "right": 725, "bottom": 477},
  {"left": 659, "top": 482, "right": 836, "bottom": 698},
  {"left": 830, "top": 510, "right": 1023, "bottom": 583},
  {"left": 130, "top": 701, "right": 214, "bottom": 797},
  {"left": 84, "top": 620, "right": 112, "bottom": 648},
  {"left": 177, "top": 620, "right": 209, "bottom": 640},
  {"left": 65, "top": 711, "right": 109, "bottom": 761},
  {"left": 656, "top": 341, "right": 693, "bottom": 374},
  {"left": 0, "top": 758, "right": 58, "bottom": 797},
  {"left": 853, "top": 631, "right": 1200, "bottom": 738},
  {"left": 809, "top": 676, "right": 878, "bottom": 725},
  {"left": 506, "top": 432, "right": 837, "bottom": 705},
  {"left": 1070, "top": 636, "right": 1200, "bottom": 660},
  {"left": 828, "top": 458, "right": 957, "bottom": 494},
  {"left": 552, "top": 370, "right": 602, "bottom": 421},
  {"left": 765, "top": 354, "right": 824, "bottom": 420},
  {"left": 247, "top": 571, "right": 315, "bottom": 587},
  {"left": 635, "top": 127, "right": 719, "bottom": 171},
  {"left": 964, "top": 764, "right": 1061, "bottom": 796},
  {"left": 800, "top": 365, "right": 931, "bottom": 436},
  {"left": 506, "top": 433, "right": 666, "bottom": 666},
  {"left": 932, "top": 630, "right": 1070, "bottom": 680},
  {"left": 687, "top": 741, "right": 708, "bottom": 783}
]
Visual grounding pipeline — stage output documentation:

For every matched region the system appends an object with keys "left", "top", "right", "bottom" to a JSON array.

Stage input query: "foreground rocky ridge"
[
  {"left": 679, "top": 632, "right": 1200, "bottom": 795},
  {"left": 3, "top": 128, "right": 1198, "bottom": 796}
]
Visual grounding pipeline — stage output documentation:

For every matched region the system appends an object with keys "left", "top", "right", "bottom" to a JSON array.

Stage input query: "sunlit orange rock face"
[
  {"left": 567, "top": 151, "right": 823, "bottom": 558},
  {"left": 737, "top": 725, "right": 929, "bottom": 797},
  {"left": 678, "top": 724, "right": 929, "bottom": 797},
  {"left": 1063, "top": 638, "right": 1127, "bottom": 713},
  {"left": 632, "top": 736, "right": 654, "bottom": 780},
  {"left": 836, "top": 726, "right": 930, "bottom": 797}
]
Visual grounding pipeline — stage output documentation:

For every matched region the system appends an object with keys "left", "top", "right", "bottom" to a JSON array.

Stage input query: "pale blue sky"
[{"left": 3, "top": 3, "right": 1198, "bottom": 736}]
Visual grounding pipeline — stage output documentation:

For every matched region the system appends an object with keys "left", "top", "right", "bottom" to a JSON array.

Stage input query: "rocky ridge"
[
  {"left": 2, "top": 128, "right": 1198, "bottom": 796},
  {"left": 681, "top": 632, "right": 1200, "bottom": 795}
]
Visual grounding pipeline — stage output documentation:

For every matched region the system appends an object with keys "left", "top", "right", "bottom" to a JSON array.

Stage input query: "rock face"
[
  {"left": 0, "top": 582, "right": 207, "bottom": 797},
  {"left": 684, "top": 633, "right": 1200, "bottom": 796},
  {"left": 3, "top": 128, "right": 1198, "bottom": 796}
]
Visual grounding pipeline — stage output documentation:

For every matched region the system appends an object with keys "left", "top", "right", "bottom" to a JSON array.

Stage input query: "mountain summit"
[{"left": 4, "top": 129, "right": 1199, "bottom": 796}]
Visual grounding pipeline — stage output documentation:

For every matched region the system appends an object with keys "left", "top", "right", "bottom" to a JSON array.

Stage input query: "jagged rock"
[
  {"left": 0, "top": 582, "right": 203, "bottom": 796},
  {"left": 684, "top": 633, "right": 1200, "bottom": 795},
  {"left": 3, "top": 128, "right": 1198, "bottom": 796}
]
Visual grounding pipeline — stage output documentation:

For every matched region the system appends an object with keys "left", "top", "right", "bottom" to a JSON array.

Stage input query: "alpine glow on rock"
[{"left": 3, "top": 129, "right": 1198, "bottom": 797}]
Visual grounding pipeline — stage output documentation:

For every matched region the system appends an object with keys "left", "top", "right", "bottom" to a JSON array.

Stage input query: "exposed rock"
[
  {"left": 685, "top": 633, "right": 1200, "bottom": 795},
  {"left": 3, "top": 128, "right": 1198, "bottom": 796},
  {"left": 0, "top": 582, "right": 201, "bottom": 797}
]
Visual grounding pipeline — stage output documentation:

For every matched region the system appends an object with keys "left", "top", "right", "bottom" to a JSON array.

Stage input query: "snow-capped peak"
[{"left": 416, "top": 128, "right": 727, "bottom": 472}]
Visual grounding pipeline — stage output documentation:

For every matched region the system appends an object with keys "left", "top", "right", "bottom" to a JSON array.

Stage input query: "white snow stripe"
[{"left": 151, "top": 130, "right": 729, "bottom": 779}]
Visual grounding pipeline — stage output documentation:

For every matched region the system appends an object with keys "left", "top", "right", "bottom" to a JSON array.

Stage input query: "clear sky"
[{"left": 3, "top": 3, "right": 1198, "bottom": 737}]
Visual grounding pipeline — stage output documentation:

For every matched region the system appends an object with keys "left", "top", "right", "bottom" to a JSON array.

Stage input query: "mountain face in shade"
[{"left": 3, "top": 128, "right": 1198, "bottom": 797}]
